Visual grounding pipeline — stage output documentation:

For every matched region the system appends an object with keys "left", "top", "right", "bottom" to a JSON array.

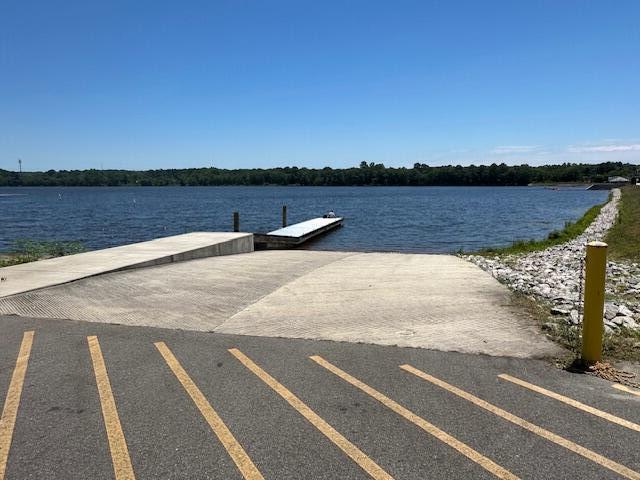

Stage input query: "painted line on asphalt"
[
  {"left": 229, "top": 349, "right": 394, "bottom": 480},
  {"left": 0, "top": 331, "right": 34, "bottom": 480},
  {"left": 612, "top": 384, "right": 640, "bottom": 397},
  {"left": 402, "top": 364, "right": 640, "bottom": 480},
  {"left": 309, "top": 355, "right": 518, "bottom": 480},
  {"left": 499, "top": 374, "right": 640, "bottom": 433},
  {"left": 155, "top": 343, "right": 264, "bottom": 480},
  {"left": 88, "top": 336, "right": 136, "bottom": 480}
]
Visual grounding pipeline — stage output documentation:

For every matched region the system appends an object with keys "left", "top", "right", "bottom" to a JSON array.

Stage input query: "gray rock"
[
  {"left": 617, "top": 305, "right": 634, "bottom": 318},
  {"left": 604, "top": 303, "right": 619, "bottom": 321},
  {"left": 570, "top": 310, "right": 580, "bottom": 324},
  {"left": 619, "top": 316, "right": 638, "bottom": 329}
]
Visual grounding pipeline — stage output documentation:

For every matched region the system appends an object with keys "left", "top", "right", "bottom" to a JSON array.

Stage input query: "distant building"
[{"left": 608, "top": 176, "right": 630, "bottom": 183}]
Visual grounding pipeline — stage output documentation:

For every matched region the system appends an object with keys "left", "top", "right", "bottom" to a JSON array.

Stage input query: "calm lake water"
[{"left": 0, "top": 186, "right": 608, "bottom": 253}]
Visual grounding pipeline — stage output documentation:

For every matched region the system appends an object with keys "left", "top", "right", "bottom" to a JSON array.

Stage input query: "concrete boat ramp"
[
  {"left": 0, "top": 232, "right": 253, "bottom": 297},
  {"left": 0, "top": 232, "right": 560, "bottom": 358}
]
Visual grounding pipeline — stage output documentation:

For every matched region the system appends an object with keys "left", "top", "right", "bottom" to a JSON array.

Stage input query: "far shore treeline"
[{"left": 0, "top": 161, "right": 637, "bottom": 187}]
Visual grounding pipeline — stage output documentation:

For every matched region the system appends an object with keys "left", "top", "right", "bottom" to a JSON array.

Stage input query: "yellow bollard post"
[{"left": 581, "top": 241, "right": 608, "bottom": 364}]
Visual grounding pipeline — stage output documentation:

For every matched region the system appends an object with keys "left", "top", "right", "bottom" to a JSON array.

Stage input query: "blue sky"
[{"left": 1, "top": 0, "right": 639, "bottom": 171}]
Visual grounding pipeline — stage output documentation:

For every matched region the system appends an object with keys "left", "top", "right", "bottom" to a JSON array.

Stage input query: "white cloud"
[
  {"left": 567, "top": 143, "right": 640, "bottom": 153},
  {"left": 491, "top": 145, "right": 540, "bottom": 155}
]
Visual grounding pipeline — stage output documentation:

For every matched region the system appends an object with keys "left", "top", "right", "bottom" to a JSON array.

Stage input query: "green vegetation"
[
  {"left": 477, "top": 201, "right": 606, "bottom": 256},
  {"left": 511, "top": 293, "right": 640, "bottom": 363},
  {"left": 0, "top": 239, "right": 85, "bottom": 267},
  {"left": 549, "top": 317, "right": 640, "bottom": 363},
  {"left": 606, "top": 186, "right": 640, "bottom": 262},
  {"left": 547, "top": 317, "right": 640, "bottom": 363},
  {"left": 0, "top": 161, "right": 637, "bottom": 187}
]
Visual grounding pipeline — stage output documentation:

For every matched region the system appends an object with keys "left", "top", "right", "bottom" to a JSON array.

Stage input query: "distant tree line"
[{"left": 0, "top": 161, "right": 637, "bottom": 187}]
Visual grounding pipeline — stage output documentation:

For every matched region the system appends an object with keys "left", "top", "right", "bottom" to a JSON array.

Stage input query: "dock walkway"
[
  {"left": 255, "top": 217, "right": 343, "bottom": 249},
  {"left": 0, "top": 232, "right": 253, "bottom": 298}
]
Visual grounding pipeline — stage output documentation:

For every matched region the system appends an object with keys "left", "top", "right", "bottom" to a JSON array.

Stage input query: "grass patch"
[
  {"left": 0, "top": 239, "right": 85, "bottom": 267},
  {"left": 510, "top": 291, "right": 640, "bottom": 364},
  {"left": 477, "top": 200, "right": 606, "bottom": 256},
  {"left": 606, "top": 186, "right": 640, "bottom": 262},
  {"left": 547, "top": 319, "right": 640, "bottom": 363}
]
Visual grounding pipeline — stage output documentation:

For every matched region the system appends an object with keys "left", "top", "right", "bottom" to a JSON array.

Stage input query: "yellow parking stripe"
[
  {"left": 229, "top": 349, "right": 394, "bottom": 480},
  {"left": 88, "top": 336, "right": 136, "bottom": 480},
  {"left": 310, "top": 355, "right": 518, "bottom": 480},
  {"left": 0, "top": 331, "right": 34, "bottom": 480},
  {"left": 402, "top": 364, "right": 640, "bottom": 480},
  {"left": 499, "top": 374, "right": 640, "bottom": 433},
  {"left": 612, "top": 384, "right": 640, "bottom": 397},
  {"left": 155, "top": 343, "right": 264, "bottom": 480}
]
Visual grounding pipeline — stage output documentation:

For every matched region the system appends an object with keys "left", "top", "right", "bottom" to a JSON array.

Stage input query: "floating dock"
[{"left": 254, "top": 217, "right": 344, "bottom": 249}]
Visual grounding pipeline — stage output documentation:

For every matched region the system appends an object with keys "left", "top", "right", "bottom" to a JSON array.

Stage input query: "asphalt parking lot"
[{"left": 1, "top": 314, "right": 639, "bottom": 480}]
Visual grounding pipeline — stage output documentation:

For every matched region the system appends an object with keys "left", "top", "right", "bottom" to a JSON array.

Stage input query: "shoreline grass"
[
  {"left": 0, "top": 239, "right": 85, "bottom": 268},
  {"left": 476, "top": 197, "right": 608, "bottom": 256},
  {"left": 606, "top": 186, "right": 640, "bottom": 262}
]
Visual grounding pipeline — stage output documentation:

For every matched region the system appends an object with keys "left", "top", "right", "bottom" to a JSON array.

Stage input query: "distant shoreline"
[
  {"left": 0, "top": 183, "right": 632, "bottom": 189},
  {"left": 1, "top": 161, "right": 637, "bottom": 188}
]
